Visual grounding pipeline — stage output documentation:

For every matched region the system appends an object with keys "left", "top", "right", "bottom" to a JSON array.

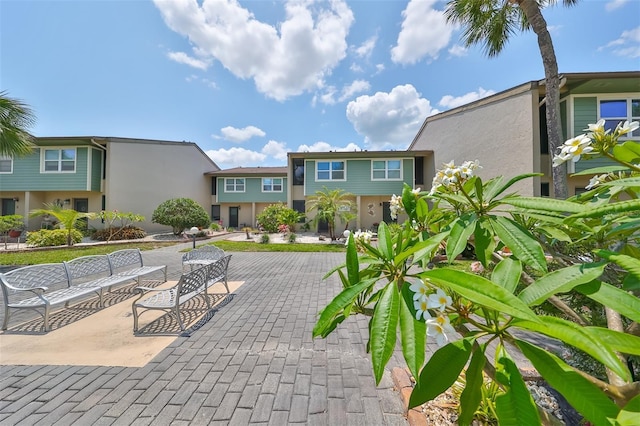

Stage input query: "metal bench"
[
  {"left": 132, "top": 255, "right": 231, "bottom": 332},
  {"left": 181, "top": 245, "right": 225, "bottom": 272},
  {"left": 108, "top": 248, "right": 168, "bottom": 284},
  {"left": 1, "top": 263, "right": 102, "bottom": 331}
]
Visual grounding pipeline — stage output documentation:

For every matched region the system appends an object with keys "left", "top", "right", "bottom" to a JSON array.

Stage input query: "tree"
[
  {"left": 445, "top": 0, "right": 575, "bottom": 199},
  {"left": 256, "top": 203, "right": 303, "bottom": 233},
  {"left": 0, "top": 91, "right": 36, "bottom": 157},
  {"left": 151, "top": 198, "right": 210, "bottom": 235},
  {"left": 29, "top": 203, "right": 95, "bottom": 246},
  {"left": 306, "top": 187, "right": 356, "bottom": 240}
]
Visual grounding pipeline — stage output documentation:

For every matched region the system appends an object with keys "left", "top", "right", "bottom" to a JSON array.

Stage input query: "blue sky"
[{"left": 2, "top": 0, "right": 639, "bottom": 168}]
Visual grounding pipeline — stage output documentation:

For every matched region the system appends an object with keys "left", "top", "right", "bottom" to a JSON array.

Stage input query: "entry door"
[
  {"left": 229, "top": 207, "right": 239, "bottom": 228},
  {"left": 74, "top": 198, "right": 89, "bottom": 231},
  {"left": 1, "top": 199, "right": 16, "bottom": 215}
]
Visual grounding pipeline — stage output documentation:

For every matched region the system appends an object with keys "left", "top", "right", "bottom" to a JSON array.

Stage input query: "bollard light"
[{"left": 188, "top": 226, "right": 199, "bottom": 249}]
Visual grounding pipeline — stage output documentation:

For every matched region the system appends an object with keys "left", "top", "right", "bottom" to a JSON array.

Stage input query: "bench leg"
[
  {"left": 174, "top": 306, "right": 185, "bottom": 331},
  {"left": 43, "top": 305, "right": 50, "bottom": 332},
  {"left": 2, "top": 308, "right": 10, "bottom": 330},
  {"left": 132, "top": 303, "right": 140, "bottom": 332}
]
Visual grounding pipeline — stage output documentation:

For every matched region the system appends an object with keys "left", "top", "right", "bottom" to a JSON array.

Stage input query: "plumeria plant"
[{"left": 313, "top": 121, "right": 640, "bottom": 425}]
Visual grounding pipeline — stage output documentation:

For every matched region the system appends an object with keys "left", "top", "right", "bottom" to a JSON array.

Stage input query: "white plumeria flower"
[
  {"left": 585, "top": 119, "right": 606, "bottom": 133},
  {"left": 389, "top": 194, "right": 403, "bottom": 219},
  {"left": 586, "top": 174, "right": 608, "bottom": 190},
  {"left": 567, "top": 143, "right": 594, "bottom": 162},
  {"left": 616, "top": 120, "right": 639, "bottom": 136},
  {"left": 414, "top": 299, "right": 432, "bottom": 321},
  {"left": 409, "top": 280, "right": 429, "bottom": 302},
  {"left": 552, "top": 152, "right": 571, "bottom": 167},
  {"left": 427, "top": 315, "right": 455, "bottom": 347},
  {"left": 411, "top": 187, "right": 421, "bottom": 196},
  {"left": 563, "top": 134, "right": 591, "bottom": 149},
  {"left": 427, "top": 288, "right": 452, "bottom": 312}
]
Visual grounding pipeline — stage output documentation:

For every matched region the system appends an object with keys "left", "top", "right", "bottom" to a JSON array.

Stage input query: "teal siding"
[
  {"left": 572, "top": 97, "right": 616, "bottom": 173},
  {"left": 217, "top": 177, "right": 288, "bottom": 203},
  {"left": 305, "top": 158, "right": 413, "bottom": 195},
  {"left": 0, "top": 147, "right": 89, "bottom": 191},
  {"left": 90, "top": 148, "right": 102, "bottom": 191}
]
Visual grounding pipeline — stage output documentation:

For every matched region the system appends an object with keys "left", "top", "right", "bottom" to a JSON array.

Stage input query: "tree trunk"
[{"left": 518, "top": 0, "right": 568, "bottom": 199}]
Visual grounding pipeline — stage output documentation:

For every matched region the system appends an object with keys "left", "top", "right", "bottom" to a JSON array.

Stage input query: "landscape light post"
[{"left": 188, "top": 226, "right": 199, "bottom": 249}]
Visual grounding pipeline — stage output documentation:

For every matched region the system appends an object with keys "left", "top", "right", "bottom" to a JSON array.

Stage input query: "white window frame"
[
  {"left": 224, "top": 178, "right": 245, "bottom": 193},
  {"left": 598, "top": 95, "right": 640, "bottom": 141},
  {"left": 262, "top": 177, "right": 283, "bottom": 192},
  {"left": 316, "top": 160, "right": 346, "bottom": 181},
  {"left": 41, "top": 147, "right": 76, "bottom": 173},
  {"left": 371, "top": 159, "right": 402, "bottom": 181},
  {"left": 0, "top": 156, "right": 13, "bottom": 174}
]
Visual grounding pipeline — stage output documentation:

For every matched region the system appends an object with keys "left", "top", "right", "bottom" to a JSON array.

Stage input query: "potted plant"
[{"left": 0, "top": 214, "right": 24, "bottom": 249}]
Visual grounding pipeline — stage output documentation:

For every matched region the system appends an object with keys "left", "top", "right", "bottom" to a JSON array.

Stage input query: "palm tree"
[
  {"left": 445, "top": 0, "right": 576, "bottom": 199},
  {"left": 306, "top": 187, "right": 357, "bottom": 240},
  {"left": 0, "top": 91, "right": 36, "bottom": 157},
  {"left": 30, "top": 203, "right": 95, "bottom": 246}
]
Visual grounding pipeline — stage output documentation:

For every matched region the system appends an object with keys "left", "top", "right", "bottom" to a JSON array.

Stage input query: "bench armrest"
[{"left": 2, "top": 282, "right": 48, "bottom": 295}]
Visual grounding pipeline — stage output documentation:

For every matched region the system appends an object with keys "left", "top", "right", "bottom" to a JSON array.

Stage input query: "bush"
[
  {"left": 287, "top": 232, "right": 297, "bottom": 243},
  {"left": 92, "top": 226, "right": 146, "bottom": 241},
  {"left": 256, "top": 203, "right": 302, "bottom": 233},
  {"left": 151, "top": 198, "right": 210, "bottom": 235},
  {"left": 260, "top": 234, "right": 270, "bottom": 244},
  {"left": 27, "top": 229, "right": 83, "bottom": 247},
  {"left": 210, "top": 222, "right": 221, "bottom": 231}
]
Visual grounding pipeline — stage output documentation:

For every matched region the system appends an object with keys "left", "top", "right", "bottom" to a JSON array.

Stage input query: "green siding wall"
[
  {"left": 573, "top": 97, "right": 615, "bottom": 173},
  {"left": 305, "top": 158, "right": 413, "bottom": 195},
  {"left": 0, "top": 147, "right": 89, "bottom": 191},
  {"left": 217, "top": 177, "right": 288, "bottom": 203}
]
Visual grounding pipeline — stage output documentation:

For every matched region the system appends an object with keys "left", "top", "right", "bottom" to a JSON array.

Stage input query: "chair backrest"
[
  {"left": 64, "top": 255, "right": 112, "bottom": 284},
  {"left": 208, "top": 255, "right": 232, "bottom": 281},
  {"left": 108, "top": 249, "right": 143, "bottom": 271},
  {"left": 177, "top": 265, "right": 208, "bottom": 297},
  {"left": 0, "top": 263, "right": 70, "bottom": 300}
]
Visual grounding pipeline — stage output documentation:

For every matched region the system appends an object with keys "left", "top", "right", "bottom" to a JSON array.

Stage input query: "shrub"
[
  {"left": 287, "top": 232, "right": 297, "bottom": 243},
  {"left": 27, "top": 229, "right": 82, "bottom": 247},
  {"left": 210, "top": 222, "right": 221, "bottom": 231},
  {"left": 92, "top": 226, "right": 146, "bottom": 241},
  {"left": 151, "top": 198, "right": 210, "bottom": 235},
  {"left": 260, "top": 234, "right": 270, "bottom": 244},
  {"left": 256, "top": 203, "right": 303, "bottom": 233}
]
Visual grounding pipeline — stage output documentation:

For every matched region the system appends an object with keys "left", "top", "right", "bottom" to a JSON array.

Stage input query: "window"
[
  {"left": 262, "top": 178, "right": 283, "bottom": 192},
  {"left": 317, "top": 161, "right": 345, "bottom": 180},
  {"left": 599, "top": 98, "right": 640, "bottom": 139},
  {"left": 225, "top": 178, "right": 245, "bottom": 192},
  {"left": 42, "top": 148, "right": 76, "bottom": 172},
  {"left": 0, "top": 156, "right": 12, "bottom": 173},
  {"left": 372, "top": 160, "right": 401, "bottom": 180}
]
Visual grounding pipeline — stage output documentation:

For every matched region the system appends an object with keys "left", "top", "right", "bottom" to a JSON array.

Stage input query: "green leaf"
[
  {"left": 584, "top": 327, "right": 640, "bottom": 355},
  {"left": 377, "top": 221, "right": 393, "bottom": 261},
  {"left": 518, "top": 262, "right": 606, "bottom": 306},
  {"left": 595, "top": 250, "right": 640, "bottom": 282},
  {"left": 483, "top": 173, "right": 542, "bottom": 201},
  {"left": 617, "top": 394, "right": 640, "bottom": 426},
  {"left": 446, "top": 214, "right": 476, "bottom": 263},
  {"left": 398, "top": 232, "right": 448, "bottom": 265},
  {"left": 458, "top": 347, "right": 486, "bottom": 426},
  {"left": 489, "top": 216, "right": 547, "bottom": 273},
  {"left": 370, "top": 281, "right": 400, "bottom": 384},
  {"left": 492, "top": 257, "right": 522, "bottom": 294},
  {"left": 416, "top": 197, "right": 429, "bottom": 222},
  {"left": 399, "top": 283, "right": 426, "bottom": 379},
  {"left": 571, "top": 165, "right": 630, "bottom": 176},
  {"left": 568, "top": 198, "right": 640, "bottom": 219},
  {"left": 576, "top": 280, "right": 640, "bottom": 323},
  {"left": 345, "top": 233, "right": 360, "bottom": 286},
  {"left": 402, "top": 184, "right": 417, "bottom": 219},
  {"left": 599, "top": 176, "right": 640, "bottom": 187},
  {"left": 514, "top": 316, "right": 630, "bottom": 381},
  {"left": 409, "top": 338, "right": 473, "bottom": 408},
  {"left": 501, "top": 197, "right": 587, "bottom": 214},
  {"left": 494, "top": 351, "right": 540, "bottom": 426},
  {"left": 421, "top": 269, "right": 540, "bottom": 322},
  {"left": 537, "top": 225, "right": 572, "bottom": 243},
  {"left": 613, "top": 140, "right": 640, "bottom": 163},
  {"left": 313, "top": 278, "right": 377, "bottom": 338},
  {"left": 515, "top": 339, "right": 620, "bottom": 426},
  {"left": 473, "top": 217, "right": 495, "bottom": 267}
]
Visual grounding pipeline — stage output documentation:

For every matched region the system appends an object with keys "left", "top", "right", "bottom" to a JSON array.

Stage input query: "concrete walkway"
[{"left": 0, "top": 241, "right": 411, "bottom": 425}]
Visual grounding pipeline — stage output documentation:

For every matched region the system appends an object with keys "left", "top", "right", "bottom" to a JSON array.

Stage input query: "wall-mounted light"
[
  {"left": 64, "top": 199, "right": 71, "bottom": 205},
  {"left": 12, "top": 197, "right": 19, "bottom": 202}
]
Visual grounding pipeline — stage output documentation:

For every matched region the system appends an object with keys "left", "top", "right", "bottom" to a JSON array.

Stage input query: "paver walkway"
[{"left": 0, "top": 243, "right": 410, "bottom": 425}]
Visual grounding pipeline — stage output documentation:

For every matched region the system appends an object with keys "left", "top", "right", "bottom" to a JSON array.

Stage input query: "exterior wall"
[
  {"left": 412, "top": 89, "right": 539, "bottom": 196},
  {"left": 104, "top": 140, "right": 217, "bottom": 233},
  {"left": 216, "top": 177, "right": 288, "bottom": 203}
]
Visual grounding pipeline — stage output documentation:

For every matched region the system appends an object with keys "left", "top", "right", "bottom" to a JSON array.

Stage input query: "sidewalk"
[{"left": 0, "top": 243, "right": 411, "bottom": 425}]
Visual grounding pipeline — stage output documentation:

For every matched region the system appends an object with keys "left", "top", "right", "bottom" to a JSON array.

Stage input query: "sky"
[{"left": 1, "top": 0, "right": 639, "bottom": 169}]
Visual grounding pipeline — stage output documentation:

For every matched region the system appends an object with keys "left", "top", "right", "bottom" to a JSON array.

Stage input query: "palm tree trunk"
[{"left": 518, "top": 0, "right": 568, "bottom": 199}]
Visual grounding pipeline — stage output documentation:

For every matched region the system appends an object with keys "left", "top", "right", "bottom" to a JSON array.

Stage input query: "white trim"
[
  {"left": 0, "top": 156, "right": 13, "bottom": 174},
  {"left": 371, "top": 159, "right": 403, "bottom": 181},
  {"left": 261, "top": 177, "right": 283, "bottom": 193},
  {"left": 315, "top": 159, "right": 347, "bottom": 181},
  {"left": 40, "top": 147, "right": 77, "bottom": 173},
  {"left": 224, "top": 177, "right": 246, "bottom": 193}
]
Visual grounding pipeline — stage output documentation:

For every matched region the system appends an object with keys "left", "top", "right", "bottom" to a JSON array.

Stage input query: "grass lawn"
[{"left": 199, "top": 240, "right": 346, "bottom": 253}]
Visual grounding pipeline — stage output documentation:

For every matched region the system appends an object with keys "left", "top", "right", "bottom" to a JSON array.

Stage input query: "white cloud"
[
  {"left": 391, "top": 0, "right": 453, "bottom": 65},
  {"left": 598, "top": 26, "right": 640, "bottom": 58},
  {"left": 448, "top": 44, "right": 468, "bottom": 57},
  {"left": 354, "top": 35, "right": 377, "bottom": 58},
  {"left": 167, "top": 51, "right": 211, "bottom": 70},
  {"left": 262, "top": 140, "right": 288, "bottom": 161},
  {"left": 438, "top": 87, "right": 496, "bottom": 109},
  {"left": 206, "top": 147, "right": 266, "bottom": 167},
  {"left": 154, "top": 0, "right": 354, "bottom": 101},
  {"left": 346, "top": 84, "right": 436, "bottom": 149},
  {"left": 605, "top": 0, "right": 629, "bottom": 11},
  {"left": 219, "top": 125, "right": 266, "bottom": 143},
  {"left": 316, "top": 79, "right": 370, "bottom": 105},
  {"left": 296, "top": 141, "right": 362, "bottom": 152}
]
